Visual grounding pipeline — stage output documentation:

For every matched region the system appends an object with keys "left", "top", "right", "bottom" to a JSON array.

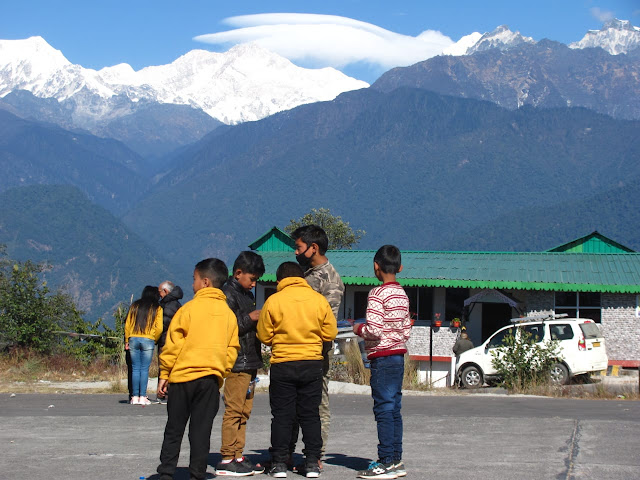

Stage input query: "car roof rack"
[{"left": 510, "top": 313, "right": 569, "bottom": 324}]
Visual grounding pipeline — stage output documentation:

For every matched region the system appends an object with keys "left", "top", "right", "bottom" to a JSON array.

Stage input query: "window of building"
[
  {"left": 353, "top": 287, "right": 434, "bottom": 321},
  {"left": 353, "top": 291, "right": 369, "bottom": 320},
  {"left": 264, "top": 287, "right": 277, "bottom": 302},
  {"left": 555, "top": 291, "right": 601, "bottom": 323}
]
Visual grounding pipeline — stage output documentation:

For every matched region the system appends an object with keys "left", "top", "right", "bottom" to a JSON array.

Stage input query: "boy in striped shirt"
[{"left": 350, "top": 245, "right": 411, "bottom": 479}]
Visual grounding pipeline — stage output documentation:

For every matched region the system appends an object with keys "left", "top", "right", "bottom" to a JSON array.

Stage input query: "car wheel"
[
  {"left": 461, "top": 366, "right": 483, "bottom": 389},
  {"left": 550, "top": 363, "right": 569, "bottom": 385}
]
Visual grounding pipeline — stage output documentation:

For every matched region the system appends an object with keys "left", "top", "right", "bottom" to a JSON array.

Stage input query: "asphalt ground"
[{"left": 1, "top": 392, "right": 639, "bottom": 480}]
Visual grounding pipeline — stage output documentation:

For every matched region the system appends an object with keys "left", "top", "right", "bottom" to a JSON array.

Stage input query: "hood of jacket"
[{"left": 161, "top": 285, "right": 184, "bottom": 306}]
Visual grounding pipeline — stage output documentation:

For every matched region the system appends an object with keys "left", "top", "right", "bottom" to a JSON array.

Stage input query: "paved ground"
[{"left": 1, "top": 391, "right": 639, "bottom": 480}]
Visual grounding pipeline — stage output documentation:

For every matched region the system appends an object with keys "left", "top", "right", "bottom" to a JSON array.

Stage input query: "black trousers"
[
  {"left": 157, "top": 375, "right": 220, "bottom": 480},
  {"left": 269, "top": 360, "right": 323, "bottom": 463}
]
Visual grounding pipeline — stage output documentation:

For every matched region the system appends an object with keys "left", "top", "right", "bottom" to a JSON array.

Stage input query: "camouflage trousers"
[{"left": 319, "top": 373, "right": 330, "bottom": 456}]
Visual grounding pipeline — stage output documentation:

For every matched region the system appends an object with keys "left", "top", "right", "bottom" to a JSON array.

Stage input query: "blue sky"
[{"left": 2, "top": 0, "right": 638, "bottom": 83}]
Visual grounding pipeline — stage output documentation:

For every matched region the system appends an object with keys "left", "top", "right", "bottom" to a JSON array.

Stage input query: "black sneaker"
[
  {"left": 267, "top": 462, "right": 288, "bottom": 478},
  {"left": 356, "top": 460, "right": 398, "bottom": 479},
  {"left": 215, "top": 459, "right": 253, "bottom": 476},
  {"left": 392, "top": 461, "right": 406, "bottom": 477},
  {"left": 304, "top": 461, "right": 320, "bottom": 478},
  {"left": 237, "top": 456, "right": 265, "bottom": 474}
]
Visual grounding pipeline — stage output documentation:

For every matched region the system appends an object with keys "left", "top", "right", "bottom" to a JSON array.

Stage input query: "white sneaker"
[
  {"left": 130, "top": 396, "right": 140, "bottom": 405},
  {"left": 140, "top": 396, "right": 151, "bottom": 405}
]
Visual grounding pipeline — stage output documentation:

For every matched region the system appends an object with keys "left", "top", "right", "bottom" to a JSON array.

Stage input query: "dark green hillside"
[
  {"left": 439, "top": 175, "right": 640, "bottom": 252},
  {"left": 123, "top": 87, "right": 640, "bottom": 263},
  {"left": 0, "top": 185, "right": 180, "bottom": 324},
  {"left": 0, "top": 109, "right": 146, "bottom": 214}
]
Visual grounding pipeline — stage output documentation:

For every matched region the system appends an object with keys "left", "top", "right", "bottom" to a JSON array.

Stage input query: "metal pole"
[{"left": 429, "top": 323, "right": 433, "bottom": 385}]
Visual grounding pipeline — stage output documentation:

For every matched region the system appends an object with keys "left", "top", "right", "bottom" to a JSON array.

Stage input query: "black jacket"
[
  {"left": 223, "top": 277, "right": 263, "bottom": 372},
  {"left": 158, "top": 285, "right": 184, "bottom": 349}
]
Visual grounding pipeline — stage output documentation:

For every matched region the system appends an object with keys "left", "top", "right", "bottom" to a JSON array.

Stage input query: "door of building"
[{"left": 481, "top": 303, "right": 513, "bottom": 343}]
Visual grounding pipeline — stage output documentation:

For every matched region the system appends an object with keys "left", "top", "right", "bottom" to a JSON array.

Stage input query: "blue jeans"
[
  {"left": 129, "top": 337, "right": 155, "bottom": 397},
  {"left": 370, "top": 354, "right": 404, "bottom": 464}
]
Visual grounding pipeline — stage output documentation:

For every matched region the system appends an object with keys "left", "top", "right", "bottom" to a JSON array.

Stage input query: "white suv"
[{"left": 456, "top": 315, "right": 608, "bottom": 388}]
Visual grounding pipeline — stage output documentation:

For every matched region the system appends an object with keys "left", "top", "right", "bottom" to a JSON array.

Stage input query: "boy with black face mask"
[{"left": 290, "top": 225, "right": 344, "bottom": 473}]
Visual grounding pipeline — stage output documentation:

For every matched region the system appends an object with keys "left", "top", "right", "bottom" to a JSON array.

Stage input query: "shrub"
[{"left": 490, "top": 328, "right": 561, "bottom": 391}]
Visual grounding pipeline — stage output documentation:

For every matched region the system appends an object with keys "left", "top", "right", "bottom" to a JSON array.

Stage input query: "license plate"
[{"left": 592, "top": 342, "right": 600, "bottom": 347}]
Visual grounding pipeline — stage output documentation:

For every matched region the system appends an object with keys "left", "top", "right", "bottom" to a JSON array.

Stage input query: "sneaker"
[
  {"left": 155, "top": 396, "right": 167, "bottom": 404},
  {"left": 215, "top": 459, "right": 253, "bottom": 476},
  {"left": 356, "top": 461, "right": 398, "bottom": 479},
  {"left": 392, "top": 461, "right": 406, "bottom": 477},
  {"left": 237, "top": 456, "right": 264, "bottom": 474},
  {"left": 304, "top": 461, "right": 320, "bottom": 478},
  {"left": 139, "top": 396, "right": 151, "bottom": 406},
  {"left": 130, "top": 396, "right": 140, "bottom": 405},
  {"left": 267, "top": 462, "right": 288, "bottom": 478}
]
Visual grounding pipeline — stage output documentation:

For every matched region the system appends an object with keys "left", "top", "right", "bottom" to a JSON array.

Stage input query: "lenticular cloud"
[{"left": 194, "top": 13, "right": 454, "bottom": 69}]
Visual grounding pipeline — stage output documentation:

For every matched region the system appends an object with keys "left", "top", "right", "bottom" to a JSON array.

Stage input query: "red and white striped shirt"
[{"left": 355, "top": 282, "right": 411, "bottom": 359}]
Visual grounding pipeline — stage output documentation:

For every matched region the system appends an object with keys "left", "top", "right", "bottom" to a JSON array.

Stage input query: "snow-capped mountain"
[
  {"left": 569, "top": 19, "right": 640, "bottom": 55},
  {"left": 464, "top": 25, "right": 535, "bottom": 55},
  {"left": 0, "top": 36, "right": 368, "bottom": 125}
]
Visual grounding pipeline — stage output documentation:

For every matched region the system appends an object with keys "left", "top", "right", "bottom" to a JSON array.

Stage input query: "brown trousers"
[{"left": 220, "top": 371, "right": 256, "bottom": 459}]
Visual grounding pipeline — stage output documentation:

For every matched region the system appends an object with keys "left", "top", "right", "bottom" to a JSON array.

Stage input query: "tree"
[
  {"left": 284, "top": 208, "right": 365, "bottom": 250},
  {"left": 0, "top": 253, "right": 84, "bottom": 353}
]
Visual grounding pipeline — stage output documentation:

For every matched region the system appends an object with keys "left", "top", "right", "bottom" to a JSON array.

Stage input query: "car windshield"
[{"left": 579, "top": 322, "right": 603, "bottom": 339}]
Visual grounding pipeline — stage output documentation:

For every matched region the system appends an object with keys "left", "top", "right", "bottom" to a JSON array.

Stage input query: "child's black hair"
[
  {"left": 290, "top": 225, "right": 329, "bottom": 255},
  {"left": 276, "top": 261, "right": 304, "bottom": 281},
  {"left": 232, "top": 251, "right": 265, "bottom": 277},
  {"left": 374, "top": 245, "right": 402, "bottom": 274},
  {"left": 194, "top": 258, "right": 229, "bottom": 288}
]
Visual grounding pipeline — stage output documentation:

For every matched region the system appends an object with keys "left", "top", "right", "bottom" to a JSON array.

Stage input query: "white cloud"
[
  {"left": 590, "top": 7, "right": 615, "bottom": 23},
  {"left": 194, "top": 13, "right": 455, "bottom": 70}
]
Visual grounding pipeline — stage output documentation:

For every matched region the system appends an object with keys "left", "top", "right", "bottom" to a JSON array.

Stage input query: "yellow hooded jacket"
[
  {"left": 257, "top": 277, "right": 337, "bottom": 364},
  {"left": 159, "top": 287, "right": 239, "bottom": 385},
  {"left": 125, "top": 305, "right": 164, "bottom": 343}
]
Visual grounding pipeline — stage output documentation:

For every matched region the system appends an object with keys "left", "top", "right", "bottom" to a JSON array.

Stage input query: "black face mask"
[{"left": 296, "top": 245, "right": 314, "bottom": 269}]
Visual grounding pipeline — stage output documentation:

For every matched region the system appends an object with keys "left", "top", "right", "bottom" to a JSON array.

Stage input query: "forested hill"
[
  {"left": 0, "top": 185, "right": 178, "bottom": 323},
  {"left": 0, "top": 109, "right": 147, "bottom": 215},
  {"left": 439, "top": 174, "right": 640, "bottom": 252},
  {"left": 122, "top": 87, "right": 640, "bottom": 267}
]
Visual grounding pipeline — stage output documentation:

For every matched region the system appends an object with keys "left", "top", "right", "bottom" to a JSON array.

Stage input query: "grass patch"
[{"left": 0, "top": 347, "right": 128, "bottom": 392}]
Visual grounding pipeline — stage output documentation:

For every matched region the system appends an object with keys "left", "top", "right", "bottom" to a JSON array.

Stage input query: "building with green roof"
[{"left": 250, "top": 228, "right": 640, "bottom": 385}]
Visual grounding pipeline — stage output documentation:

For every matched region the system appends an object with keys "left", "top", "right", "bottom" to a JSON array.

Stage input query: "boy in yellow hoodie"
[
  {"left": 156, "top": 258, "right": 240, "bottom": 480},
  {"left": 257, "top": 262, "right": 337, "bottom": 479}
]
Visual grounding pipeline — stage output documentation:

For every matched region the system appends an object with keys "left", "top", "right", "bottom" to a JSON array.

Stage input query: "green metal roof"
[
  {"left": 546, "top": 231, "right": 635, "bottom": 253},
  {"left": 248, "top": 226, "right": 295, "bottom": 252},
  {"left": 257, "top": 250, "right": 640, "bottom": 294}
]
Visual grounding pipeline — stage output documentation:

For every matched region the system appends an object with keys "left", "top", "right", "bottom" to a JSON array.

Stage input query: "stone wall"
[
  {"left": 600, "top": 293, "right": 639, "bottom": 361},
  {"left": 407, "top": 325, "right": 459, "bottom": 357}
]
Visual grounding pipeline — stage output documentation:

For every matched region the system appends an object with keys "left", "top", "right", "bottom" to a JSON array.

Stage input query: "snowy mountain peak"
[
  {"left": 0, "top": 36, "right": 71, "bottom": 91},
  {"left": 442, "top": 32, "right": 483, "bottom": 56},
  {"left": 464, "top": 25, "right": 535, "bottom": 55},
  {"left": 569, "top": 18, "right": 640, "bottom": 55},
  {"left": 0, "top": 36, "right": 368, "bottom": 125}
]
